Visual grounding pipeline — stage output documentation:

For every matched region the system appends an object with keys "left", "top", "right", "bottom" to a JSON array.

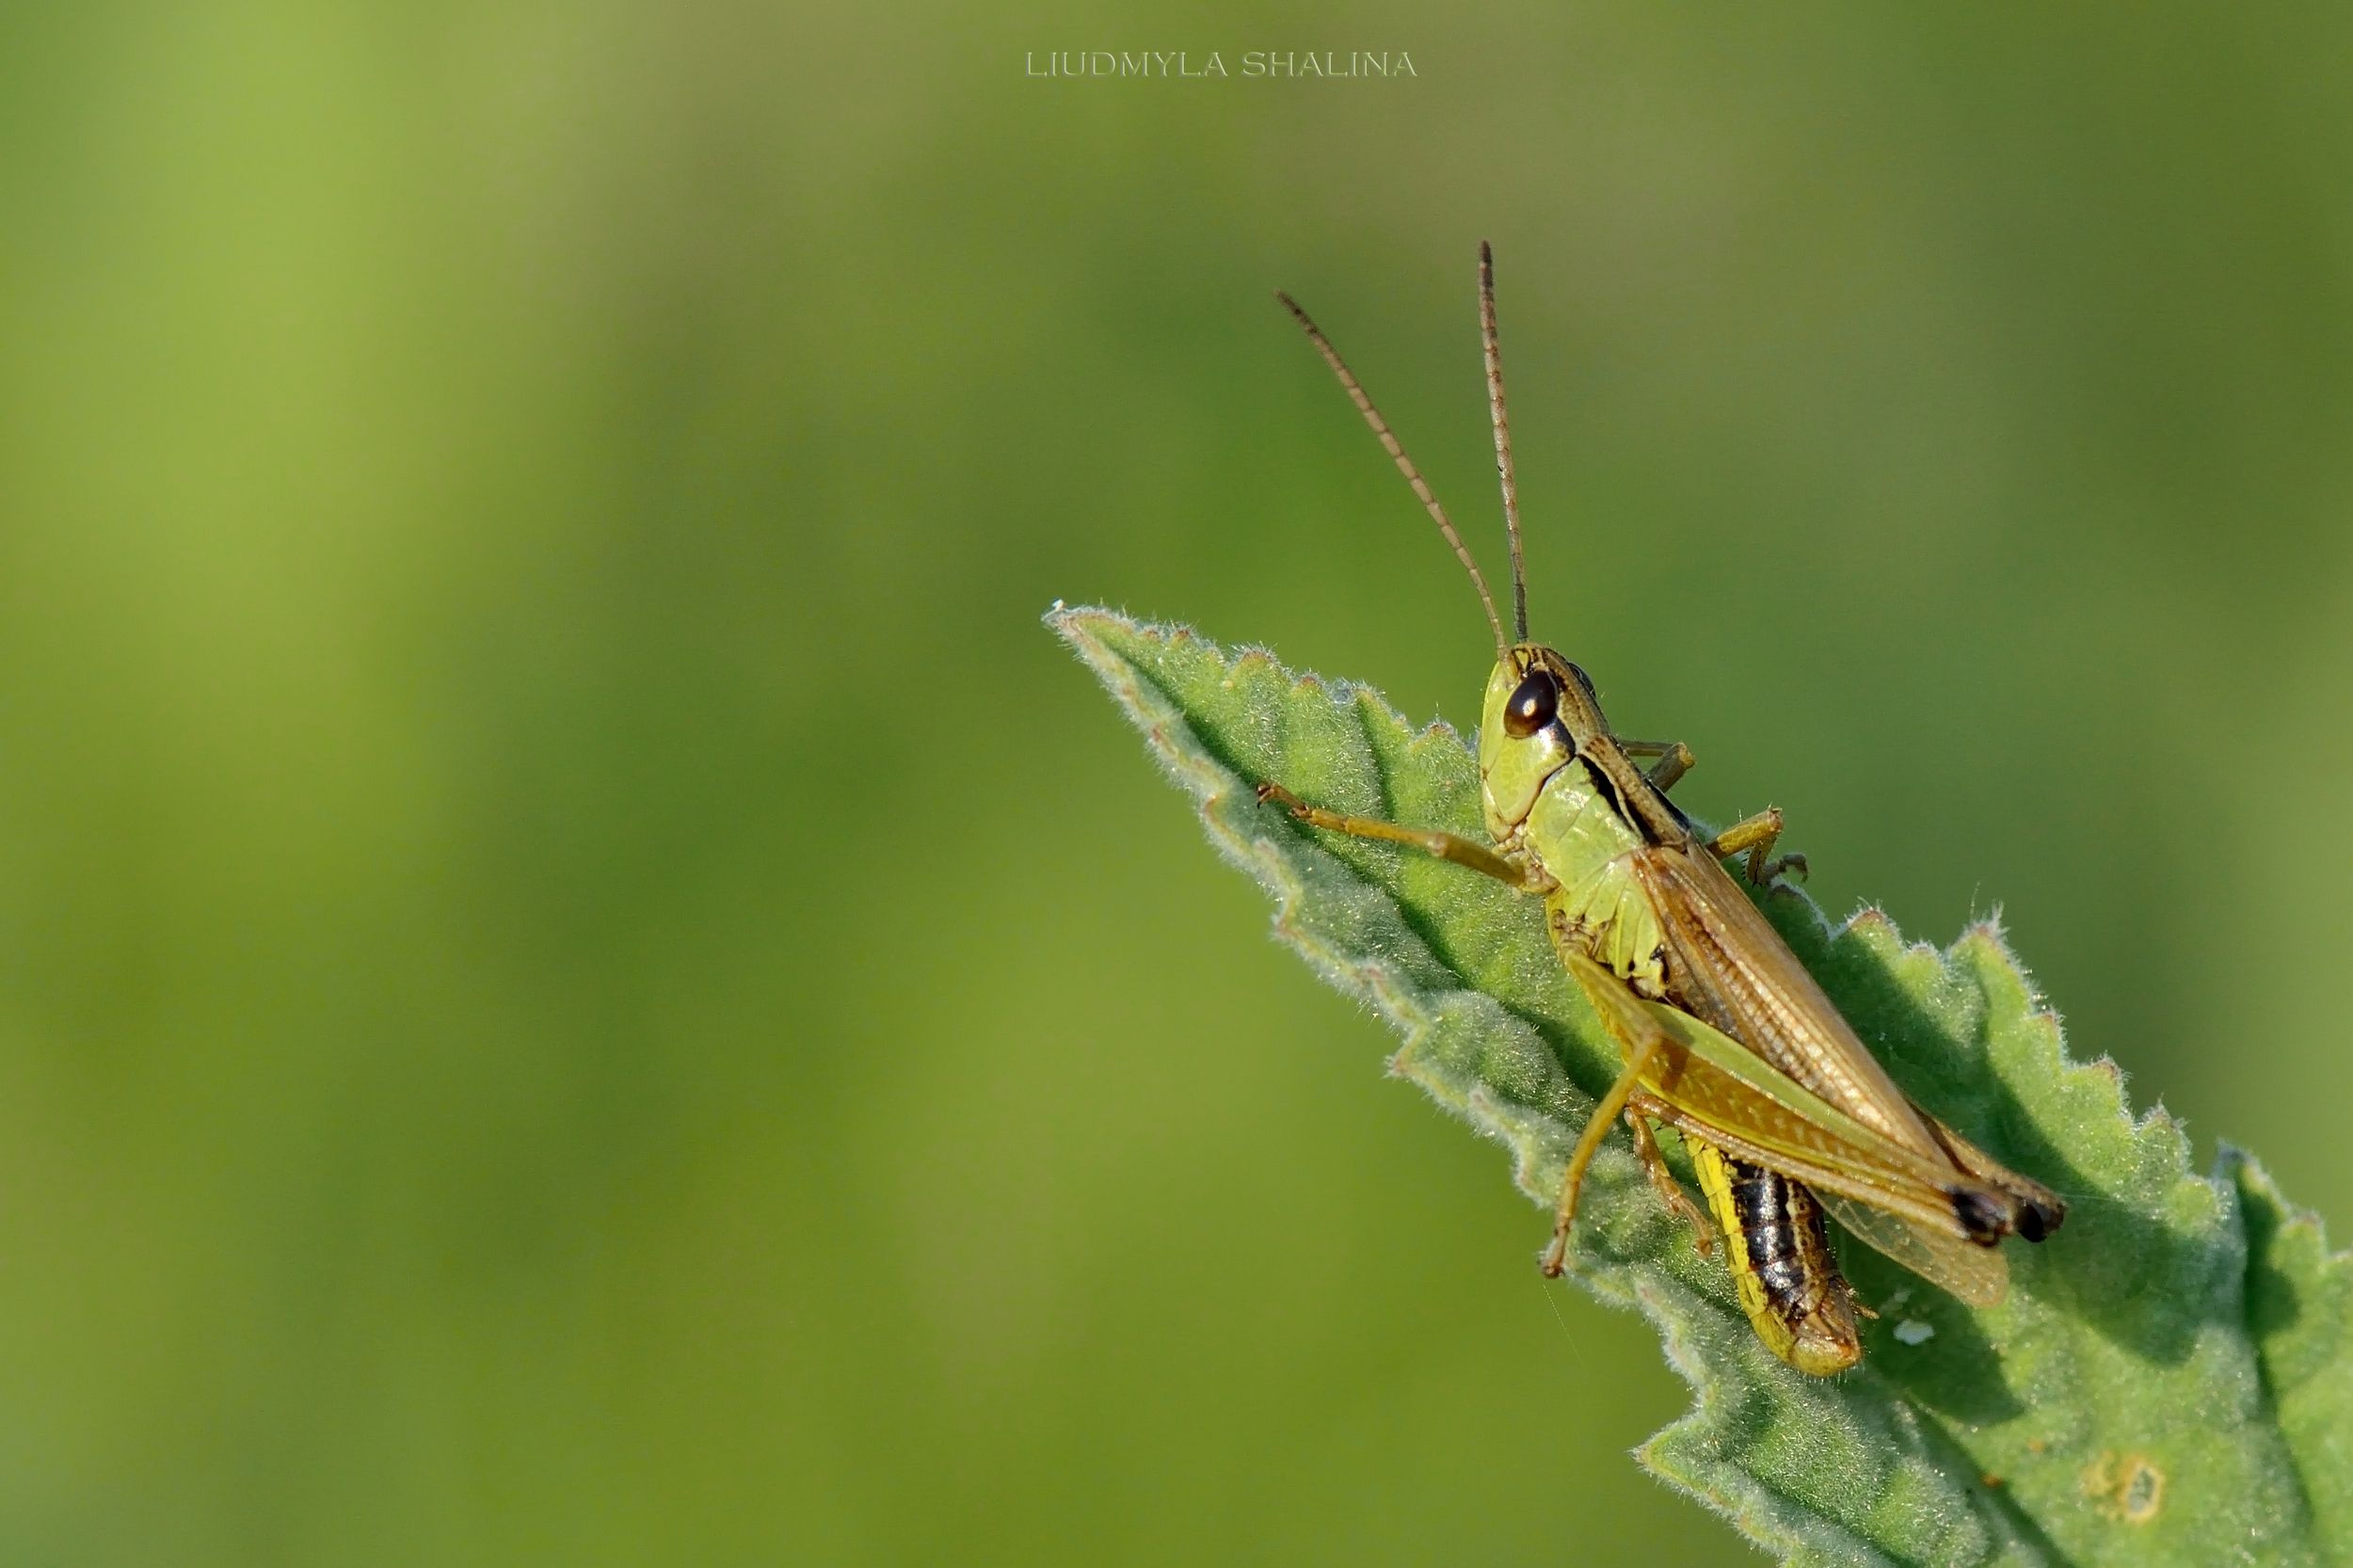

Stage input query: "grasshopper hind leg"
[
  {"left": 1539, "top": 1032, "right": 1665, "bottom": 1276},
  {"left": 1541, "top": 952, "right": 1682, "bottom": 1276}
]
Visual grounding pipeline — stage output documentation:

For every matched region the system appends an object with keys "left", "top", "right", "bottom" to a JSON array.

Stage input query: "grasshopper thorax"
[{"left": 1479, "top": 644, "right": 1610, "bottom": 840}]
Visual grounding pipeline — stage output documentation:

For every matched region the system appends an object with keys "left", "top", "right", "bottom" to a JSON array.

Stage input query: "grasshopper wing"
[
  {"left": 1631, "top": 846, "right": 1943, "bottom": 1156},
  {"left": 1622, "top": 993, "right": 2014, "bottom": 1252},
  {"left": 1634, "top": 842, "right": 2066, "bottom": 1243},
  {"left": 1565, "top": 955, "right": 2024, "bottom": 1273},
  {"left": 1814, "top": 1192, "right": 2009, "bottom": 1307}
]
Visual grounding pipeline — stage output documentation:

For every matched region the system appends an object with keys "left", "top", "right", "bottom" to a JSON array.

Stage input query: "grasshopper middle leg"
[
  {"left": 1707, "top": 806, "right": 1809, "bottom": 887},
  {"left": 1618, "top": 739, "right": 1696, "bottom": 793}
]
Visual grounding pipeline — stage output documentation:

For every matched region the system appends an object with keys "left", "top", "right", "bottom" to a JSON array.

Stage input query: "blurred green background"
[{"left": 3, "top": 2, "right": 2351, "bottom": 1561}]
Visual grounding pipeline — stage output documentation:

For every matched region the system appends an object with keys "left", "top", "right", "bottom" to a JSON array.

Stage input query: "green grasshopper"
[{"left": 1257, "top": 245, "right": 2063, "bottom": 1373}]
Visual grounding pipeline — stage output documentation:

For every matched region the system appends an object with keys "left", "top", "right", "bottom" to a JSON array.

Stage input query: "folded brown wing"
[{"left": 1631, "top": 845, "right": 1941, "bottom": 1155}]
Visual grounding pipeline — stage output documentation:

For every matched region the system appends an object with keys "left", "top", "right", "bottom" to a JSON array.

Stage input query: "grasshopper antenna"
[
  {"left": 1276, "top": 290, "right": 1513, "bottom": 665},
  {"left": 1478, "top": 242, "right": 1529, "bottom": 644}
]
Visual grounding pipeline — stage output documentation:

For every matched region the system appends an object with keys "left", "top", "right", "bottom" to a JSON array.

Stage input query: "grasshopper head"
[
  {"left": 1479, "top": 644, "right": 1609, "bottom": 838},
  {"left": 1283, "top": 244, "right": 1606, "bottom": 844}
]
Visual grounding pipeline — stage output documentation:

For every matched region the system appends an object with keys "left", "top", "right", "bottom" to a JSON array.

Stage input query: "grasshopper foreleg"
[
  {"left": 1254, "top": 782, "right": 1543, "bottom": 889},
  {"left": 1618, "top": 739, "right": 1696, "bottom": 794},
  {"left": 1707, "top": 806, "right": 1809, "bottom": 887}
]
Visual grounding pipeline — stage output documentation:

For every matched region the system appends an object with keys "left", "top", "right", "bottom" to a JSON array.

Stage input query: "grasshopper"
[{"left": 1257, "top": 245, "right": 2063, "bottom": 1371}]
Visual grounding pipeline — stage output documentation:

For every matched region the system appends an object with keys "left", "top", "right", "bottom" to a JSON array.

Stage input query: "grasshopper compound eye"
[{"left": 1503, "top": 670, "right": 1559, "bottom": 738}]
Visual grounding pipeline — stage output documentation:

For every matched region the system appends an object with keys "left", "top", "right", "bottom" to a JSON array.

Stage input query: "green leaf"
[{"left": 1050, "top": 603, "right": 2353, "bottom": 1568}]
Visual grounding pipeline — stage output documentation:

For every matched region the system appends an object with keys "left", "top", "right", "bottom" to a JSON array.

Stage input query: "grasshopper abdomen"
[{"left": 1696, "top": 1143, "right": 1862, "bottom": 1376}]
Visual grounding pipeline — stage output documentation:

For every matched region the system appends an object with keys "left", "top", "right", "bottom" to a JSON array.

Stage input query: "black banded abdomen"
[{"left": 1694, "top": 1141, "right": 1861, "bottom": 1376}]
